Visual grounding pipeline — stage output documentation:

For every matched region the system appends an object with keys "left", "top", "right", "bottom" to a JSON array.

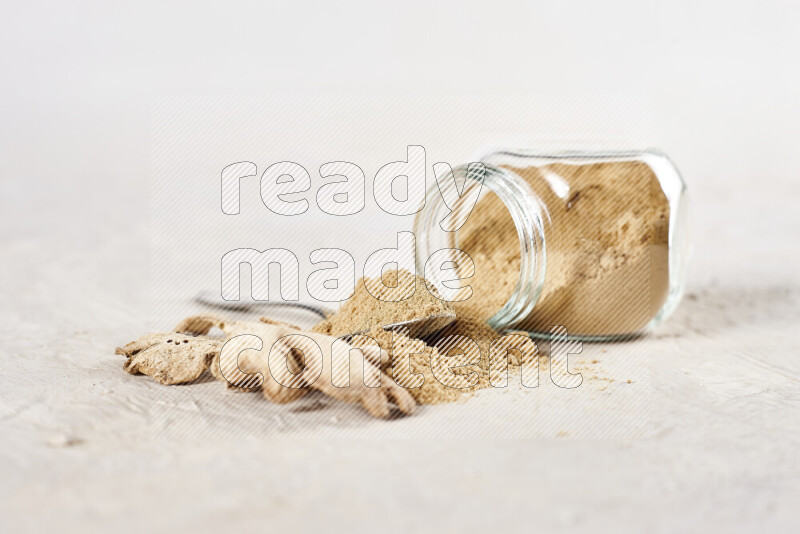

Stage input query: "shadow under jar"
[{"left": 415, "top": 149, "right": 689, "bottom": 341}]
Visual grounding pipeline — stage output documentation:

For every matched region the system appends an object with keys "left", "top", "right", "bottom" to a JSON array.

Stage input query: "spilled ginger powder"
[{"left": 314, "top": 270, "right": 536, "bottom": 404}]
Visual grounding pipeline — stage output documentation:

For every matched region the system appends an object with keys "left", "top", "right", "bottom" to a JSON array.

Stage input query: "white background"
[{"left": 2, "top": 1, "right": 800, "bottom": 532}]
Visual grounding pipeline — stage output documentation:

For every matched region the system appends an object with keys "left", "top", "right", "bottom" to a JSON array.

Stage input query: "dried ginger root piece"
[
  {"left": 258, "top": 316, "right": 303, "bottom": 330},
  {"left": 119, "top": 312, "right": 416, "bottom": 419},
  {"left": 172, "top": 313, "right": 250, "bottom": 391},
  {"left": 207, "top": 352, "right": 254, "bottom": 393},
  {"left": 259, "top": 317, "right": 416, "bottom": 418},
  {"left": 174, "top": 313, "right": 227, "bottom": 337},
  {"left": 116, "top": 333, "right": 221, "bottom": 385},
  {"left": 176, "top": 314, "right": 307, "bottom": 404}
]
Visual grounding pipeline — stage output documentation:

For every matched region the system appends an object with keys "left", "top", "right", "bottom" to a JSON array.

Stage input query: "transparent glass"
[{"left": 415, "top": 149, "right": 689, "bottom": 340}]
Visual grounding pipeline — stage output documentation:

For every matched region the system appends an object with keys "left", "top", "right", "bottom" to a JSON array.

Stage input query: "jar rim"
[
  {"left": 472, "top": 164, "right": 547, "bottom": 328},
  {"left": 413, "top": 163, "right": 547, "bottom": 329}
]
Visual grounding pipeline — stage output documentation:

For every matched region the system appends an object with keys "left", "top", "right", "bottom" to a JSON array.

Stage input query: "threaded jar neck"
[{"left": 414, "top": 163, "right": 547, "bottom": 330}]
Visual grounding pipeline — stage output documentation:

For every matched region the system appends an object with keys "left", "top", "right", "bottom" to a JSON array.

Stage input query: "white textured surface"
[
  {"left": 3, "top": 148, "right": 800, "bottom": 534},
  {"left": 3, "top": 1, "right": 800, "bottom": 532}
]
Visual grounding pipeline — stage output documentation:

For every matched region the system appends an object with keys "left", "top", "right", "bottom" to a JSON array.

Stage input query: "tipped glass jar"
[{"left": 415, "top": 149, "right": 689, "bottom": 340}]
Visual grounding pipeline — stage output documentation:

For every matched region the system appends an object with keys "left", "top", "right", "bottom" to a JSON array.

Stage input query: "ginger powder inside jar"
[{"left": 415, "top": 150, "right": 689, "bottom": 339}]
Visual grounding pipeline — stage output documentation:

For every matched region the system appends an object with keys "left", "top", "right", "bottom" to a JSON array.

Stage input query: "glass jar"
[{"left": 415, "top": 149, "right": 689, "bottom": 340}]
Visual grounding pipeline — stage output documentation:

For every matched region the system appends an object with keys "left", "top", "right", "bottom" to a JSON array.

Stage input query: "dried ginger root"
[
  {"left": 258, "top": 317, "right": 416, "bottom": 418},
  {"left": 115, "top": 333, "right": 221, "bottom": 385},
  {"left": 116, "top": 313, "right": 416, "bottom": 419},
  {"left": 174, "top": 313, "right": 307, "bottom": 404}
]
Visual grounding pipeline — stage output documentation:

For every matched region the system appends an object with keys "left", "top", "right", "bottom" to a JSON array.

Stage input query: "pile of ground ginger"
[
  {"left": 314, "top": 270, "right": 535, "bottom": 405},
  {"left": 312, "top": 269, "right": 455, "bottom": 338}
]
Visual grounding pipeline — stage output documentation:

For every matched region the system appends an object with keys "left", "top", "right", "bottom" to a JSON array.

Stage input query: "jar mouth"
[
  {"left": 476, "top": 164, "right": 547, "bottom": 329},
  {"left": 414, "top": 163, "right": 547, "bottom": 330}
]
